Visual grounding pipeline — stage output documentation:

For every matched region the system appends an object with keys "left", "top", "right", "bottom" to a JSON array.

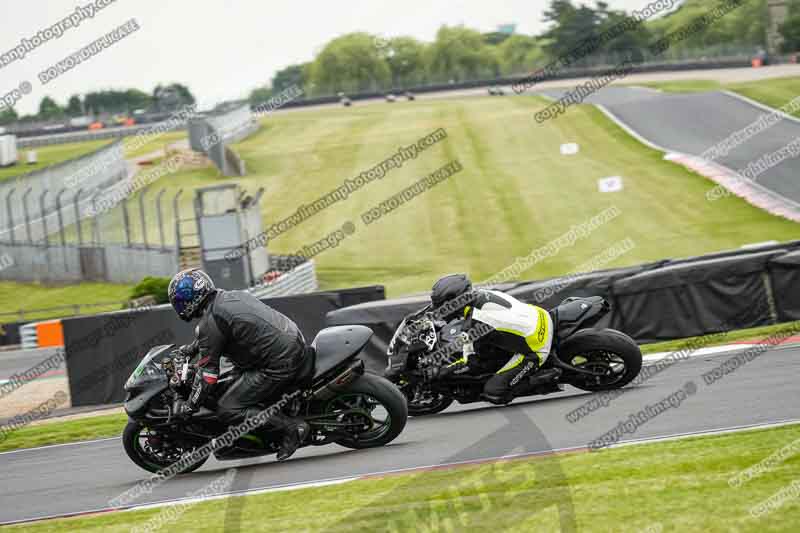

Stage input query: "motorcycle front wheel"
[{"left": 123, "top": 421, "right": 209, "bottom": 475}]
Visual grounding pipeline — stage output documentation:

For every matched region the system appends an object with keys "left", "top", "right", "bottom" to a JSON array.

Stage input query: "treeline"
[
  {"left": 0, "top": 83, "right": 195, "bottom": 125},
  {"left": 251, "top": 0, "right": 797, "bottom": 103}
]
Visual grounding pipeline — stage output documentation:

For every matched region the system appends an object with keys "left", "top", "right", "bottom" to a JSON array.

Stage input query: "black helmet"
[
  {"left": 168, "top": 269, "right": 216, "bottom": 322},
  {"left": 431, "top": 274, "right": 472, "bottom": 310}
]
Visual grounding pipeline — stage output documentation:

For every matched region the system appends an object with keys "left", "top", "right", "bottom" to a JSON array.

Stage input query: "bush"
[{"left": 130, "top": 276, "right": 171, "bottom": 304}]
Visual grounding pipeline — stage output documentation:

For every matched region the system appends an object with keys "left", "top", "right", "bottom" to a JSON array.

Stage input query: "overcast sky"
[{"left": 0, "top": 0, "right": 675, "bottom": 115}]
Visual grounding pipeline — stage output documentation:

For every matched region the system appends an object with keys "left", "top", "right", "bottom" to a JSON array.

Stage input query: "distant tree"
[
  {"left": 65, "top": 94, "right": 83, "bottom": 116},
  {"left": 123, "top": 89, "right": 153, "bottom": 110},
  {"left": 0, "top": 107, "right": 18, "bottom": 125},
  {"left": 541, "top": 1, "right": 602, "bottom": 60},
  {"left": 153, "top": 83, "right": 195, "bottom": 111},
  {"left": 249, "top": 86, "right": 274, "bottom": 105},
  {"left": 382, "top": 37, "right": 427, "bottom": 86},
  {"left": 272, "top": 64, "right": 308, "bottom": 93},
  {"left": 38, "top": 96, "right": 64, "bottom": 120},
  {"left": 498, "top": 34, "right": 544, "bottom": 74},
  {"left": 781, "top": 0, "right": 800, "bottom": 52},
  {"left": 426, "top": 26, "right": 500, "bottom": 82},
  {"left": 483, "top": 31, "right": 512, "bottom": 46},
  {"left": 308, "top": 33, "right": 392, "bottom": 94},
  {"left": 84, "top": 89, "right": 153, "bottom": 114}
]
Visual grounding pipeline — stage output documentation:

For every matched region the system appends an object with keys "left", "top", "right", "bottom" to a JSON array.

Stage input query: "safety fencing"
[
  {"left": 0, "top": 241, "right": 178, "bottom": 284},
  {"left": 0, "top": 140, "right": 128, "bottom": 244}
]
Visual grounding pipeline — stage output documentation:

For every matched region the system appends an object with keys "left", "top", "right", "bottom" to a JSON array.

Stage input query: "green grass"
[
  {"left": 0, "top": 281, "right": 134, "bottom": 322},
  {"left": 639, "top": 75, "right": 800, "bottom": 118},
  {"left": 638, "top": 80, "right": 724, "bottom": 93},
  {"left": 0, "top": 139, "right": 111, "bottom": 183},
  {"left": 0, "top": 412, "right": 126, "bottom": 453},
  {"left": 13, "top": 423, "right": 800, "bottom": 532},
  {"left": 641, "top": 320, "right": 800, "bottom": 354},
  {"left": 55, "top": 94, "right": 799, "bottom": 297}
]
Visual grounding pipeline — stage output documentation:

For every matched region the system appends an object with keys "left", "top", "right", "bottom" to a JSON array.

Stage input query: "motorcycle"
[
  {"left": 122, "top": 325, "right": 408, "bottom": 474},
  {"left": 384, "top": 296, "right": 642, "bottom": 416}
]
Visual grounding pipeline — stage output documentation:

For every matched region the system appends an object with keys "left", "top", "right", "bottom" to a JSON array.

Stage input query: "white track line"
[
  {"left": 594, "top": 104, "right": 669, "bottom": 152},
  {"left": 6, "top": 418, "right": 800, "bottom": 526},
  {"left": 595, "top": 99, "right": 800, "bottom": 219},
  {"left": 610, "top": 418, "right": 800, "bottom": 449},
  {"left": 0, "top": 436, "right": 120, "bottom": 456},
  {"left": 721, "top": 90, "right": 800, "bottom": 126}
]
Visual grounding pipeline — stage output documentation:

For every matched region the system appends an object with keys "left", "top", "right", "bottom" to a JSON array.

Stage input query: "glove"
[
  {"left": 173, "top": 398, "right": 194, "bottom": 419},
  {"left": 175, "top": 340, "right": 199, "bottom": 359}
]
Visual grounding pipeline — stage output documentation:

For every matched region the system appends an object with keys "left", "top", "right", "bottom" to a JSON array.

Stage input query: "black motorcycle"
[
  {"left": 384, "top": 296, "right": 642, "bottom": 415},
  {"left": 122, "top": 325, "right": 408, "bottom": 474}
]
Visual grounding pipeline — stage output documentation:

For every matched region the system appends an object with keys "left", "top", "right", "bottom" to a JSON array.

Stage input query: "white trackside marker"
[
  {"left": 560, "top": 143, "right": 579, "bottom": 155},
  {"left": 598, "top": 176, "right": 623, "bottom": 193}
]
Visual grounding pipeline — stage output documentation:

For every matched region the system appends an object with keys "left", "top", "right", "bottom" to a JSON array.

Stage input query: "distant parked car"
[
  {"left": 488, "top": 85, "right": 505, "bottom": 96},
  {"left": 405, "top": 91, "right": 416, "bottom": 101},
  {"left": 340, "top": 96, "right": 352, "bottom": 107},
  {"left": 385, "top": 93, "right": 396, "bottom": 103}
]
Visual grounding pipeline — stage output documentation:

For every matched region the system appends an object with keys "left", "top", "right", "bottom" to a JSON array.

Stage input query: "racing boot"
[{"left": 273, "top": 413, "right": 310, "bottom": 461}]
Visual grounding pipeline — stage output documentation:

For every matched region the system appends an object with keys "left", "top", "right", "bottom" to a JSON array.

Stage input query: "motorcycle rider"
[
  {"left": 423, "top": 274, "right": 559, "bottom": 404},
  {"left": 168, "top": 268, "right": 310, "bottom": 461}
]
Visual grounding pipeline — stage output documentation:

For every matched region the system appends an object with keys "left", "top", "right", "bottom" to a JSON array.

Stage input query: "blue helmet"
[{"left": 168, "top": 269, "right": 216, "bottom": 322}]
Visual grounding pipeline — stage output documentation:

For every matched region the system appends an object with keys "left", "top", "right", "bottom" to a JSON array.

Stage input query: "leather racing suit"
[
  {"left": 179, "top": 289, "right": 308, "bottom": 432},
  {"left": 441, "top": 289, "right": 554, "bottom": 401}
]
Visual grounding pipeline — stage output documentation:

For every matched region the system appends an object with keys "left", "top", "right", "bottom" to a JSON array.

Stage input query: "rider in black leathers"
[{"left": 168, "top": 269, "right": 310, "bottom": 461}]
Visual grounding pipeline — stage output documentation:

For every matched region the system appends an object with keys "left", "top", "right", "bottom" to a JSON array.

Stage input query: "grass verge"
[
  {"left": 10, "top": 423, "right": 800, "bottom": 531},
  {"left": 640, "top": 320, "right": 800, "bottom": 355},
  {"left": 0, "top": 281, "right": 134, "bottom": 322},
  {"left": 639, "top": 75, "right": 800, "bottom": 118},
  {"left": 0, "top": 412, "right": 126, "bottom": 453},
  {"left": 0, "top": 139, "right": 111, "bottom": 183}
]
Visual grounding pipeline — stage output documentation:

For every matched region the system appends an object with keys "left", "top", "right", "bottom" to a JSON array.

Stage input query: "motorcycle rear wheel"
[
  {"left": 559, "top": 328, "right": 642, "bottom": 392},
  {"left": 326, "top": 373, "right": 408, "bottom": 449}
]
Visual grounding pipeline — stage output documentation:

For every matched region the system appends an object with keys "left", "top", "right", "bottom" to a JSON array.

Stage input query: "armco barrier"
[
  {"left": 0, "top": 242, "right": 179, "bottom": 284},
  {"left": 62, "top": 285, "right": 385, "bottom": 407},
  {"left": 327, "top": 240, "right": 800, "bottom": 370},
  {"left": 189, "top": 106, "right": 258, "bottom": 176}
]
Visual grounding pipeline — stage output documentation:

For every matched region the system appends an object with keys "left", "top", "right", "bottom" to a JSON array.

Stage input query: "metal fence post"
[
  {"left": 173, "top": 189, "right": 183, "bottom": 260},
  {"left": 156, "top": 188, "right": 167, "bottom": 250},
  {"left": 5, "top": 188, "right": 15, "bottom": 244},
  {"left": 73, "top": 188, "right": 84, "bottom": 246},
  {"left": 121, "top": 198, "right": 132, "bottom": 248},
  {"left": 22, "top": 188, "right": 33, "bottom": 243},
  {"left": 138, "top": 184, "right": 150, "bottom": 250},
  {"left": 39, "top": 190, "right": 49, "bottom": 246},
  {"left": 55, "top": 188, "right": 68, "bottom": 247},
  {"left": 90, "top": 192, "right": 100, "bottom": 245}
]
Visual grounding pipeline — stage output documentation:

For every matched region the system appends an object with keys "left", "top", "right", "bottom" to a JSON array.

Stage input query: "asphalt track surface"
[
  {"left": 537, "top": 85, "right": 800, "bottom": 204},
  {"left": 0, "top": 347, "right": 64, "bottom": 381},
  {"left": 1, "top": 344, "right": 798, "bottom": 524}
]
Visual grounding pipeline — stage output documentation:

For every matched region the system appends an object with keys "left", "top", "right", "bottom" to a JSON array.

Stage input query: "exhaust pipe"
[{"left": 312, "top": 360, "right": 365, "bottom": 401}]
